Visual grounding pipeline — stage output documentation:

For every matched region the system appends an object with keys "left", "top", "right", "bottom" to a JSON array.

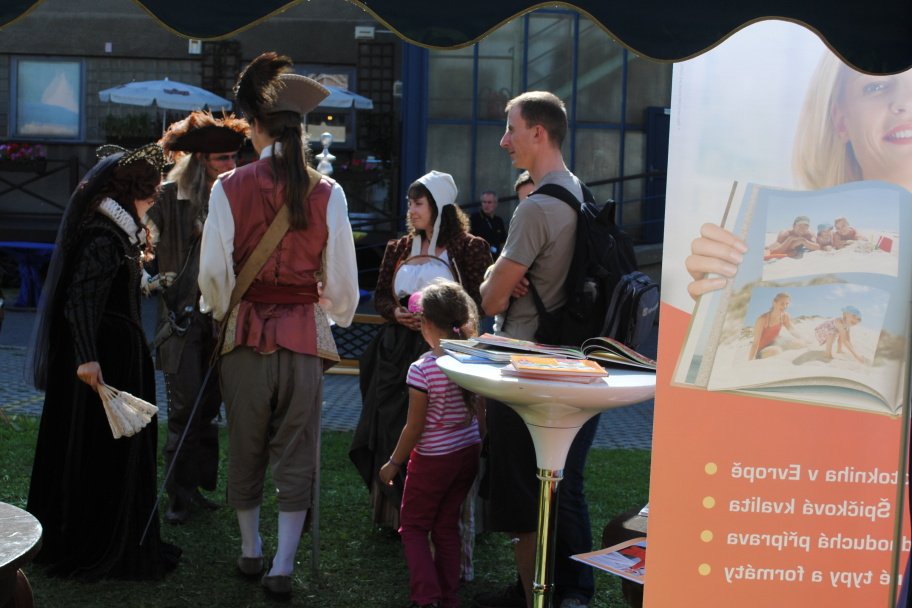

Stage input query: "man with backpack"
[{"left": 477, "top": 91, "right": 596, "bottom": 608}]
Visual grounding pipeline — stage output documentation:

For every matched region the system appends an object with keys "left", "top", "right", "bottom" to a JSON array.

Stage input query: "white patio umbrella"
[
  {"left": 99, "top": 78, "right": 233, "bottom": 135},
  {"left": 318, "top": 85, "right": 373, "bottom": 110},
  {"left": 98, "top": 78, "right": 232, "bottom": 111}
]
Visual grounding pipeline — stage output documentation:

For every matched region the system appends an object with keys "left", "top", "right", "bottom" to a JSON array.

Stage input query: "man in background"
[
  {"left": 470, "top": 190, "right": 508, "bottom": 259},
  {"left": 513, "top": 171, "right": 535, "bottom": 201}
]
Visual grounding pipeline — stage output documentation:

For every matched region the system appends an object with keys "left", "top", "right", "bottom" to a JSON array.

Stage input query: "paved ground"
[{"left": 0, "top": 297, "right": 655, "bottom": 450}]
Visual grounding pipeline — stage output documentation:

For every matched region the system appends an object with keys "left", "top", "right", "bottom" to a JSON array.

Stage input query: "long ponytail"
[{"left": 262, "top": 111, "right": 312, "bottom": 230}]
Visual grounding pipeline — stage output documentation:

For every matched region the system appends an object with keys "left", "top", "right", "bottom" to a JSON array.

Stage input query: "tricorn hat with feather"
[
  {"left": 159, "top": 111, "right": 249, "bottom": 154},
  {"left": 234, "top": 52, "right": 329, "bottom": 120}
]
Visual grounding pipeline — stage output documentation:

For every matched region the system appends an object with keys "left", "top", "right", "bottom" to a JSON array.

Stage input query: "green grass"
[{"left": 0, "top": 416, "right": 649, "bottom": 607}]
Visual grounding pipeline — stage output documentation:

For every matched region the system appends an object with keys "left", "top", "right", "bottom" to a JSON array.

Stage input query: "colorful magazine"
[
  {"left": 572, "top": 537, "right": 647, "bottom": 584},
  {"left": 501, "top": 355, "right": 608, "bottom": 383}
]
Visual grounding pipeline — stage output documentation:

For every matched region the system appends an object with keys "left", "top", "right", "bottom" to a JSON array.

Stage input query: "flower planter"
[{"left": 0, "top": 159, "right": 47, "bottom": 173}]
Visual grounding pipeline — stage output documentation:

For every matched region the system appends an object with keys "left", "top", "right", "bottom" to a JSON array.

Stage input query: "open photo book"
[
  {"left": 441, "top": 333, "right": 656, "bottom": 370},
  {"left": 674, "top": 180, "right": 911, "bottom": 416}
]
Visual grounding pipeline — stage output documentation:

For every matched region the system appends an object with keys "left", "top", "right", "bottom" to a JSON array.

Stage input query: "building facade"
[{"left": 0, "top": 1, "right": 669, "bottom": 248}]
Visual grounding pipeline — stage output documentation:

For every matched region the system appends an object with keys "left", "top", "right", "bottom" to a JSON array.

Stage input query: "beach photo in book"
[
  {"left": 758, "top": 184, "right": 899, "bottom": 280},
  {"left": 674, "top": 180, "right": 909, "bottom": 416}
]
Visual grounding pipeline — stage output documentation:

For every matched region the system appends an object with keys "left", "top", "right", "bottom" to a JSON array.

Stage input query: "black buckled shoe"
[
  {"left": 236, "top": 555, "right": 265, "bottom": 578},
  {"left": 261, "top": 573, "right": 293, "bottom": 597}
]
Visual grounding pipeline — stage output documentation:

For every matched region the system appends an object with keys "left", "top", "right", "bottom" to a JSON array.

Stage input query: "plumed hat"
[
  {"left": 159, "top": 111, "right": 249, "bottom": 154},
  {"left": 233, "top": 52, "right": 329, "bottom": 119},
  {"left": 410, "top": 170, "right": 459, "bottom": 257}
]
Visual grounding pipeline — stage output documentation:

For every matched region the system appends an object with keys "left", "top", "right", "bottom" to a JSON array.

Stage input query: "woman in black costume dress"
[{"left": 26, "top": 144, "right": 180, "bottom": 580}]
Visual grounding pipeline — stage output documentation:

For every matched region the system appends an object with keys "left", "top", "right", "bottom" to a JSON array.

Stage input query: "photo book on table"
[
  {"left": 441, "top": 333, "right": 656, "bottom": 371},
  {"left": 500, "top": 355, "right": 609, "bottom": 383},
  {"left": 674, "top": 180, "right": 910, "bottom": 416}
]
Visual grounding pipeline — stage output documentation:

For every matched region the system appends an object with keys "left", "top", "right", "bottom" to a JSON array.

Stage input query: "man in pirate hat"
[
  {"left": 198, "top": 52, "right": 358, "bottom": 596},
  {"left": 146, "top": 110, "right": 249, "bottom": 524}
]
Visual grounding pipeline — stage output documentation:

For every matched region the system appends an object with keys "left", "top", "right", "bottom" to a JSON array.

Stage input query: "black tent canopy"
[{"left": 3, "top": 0, "right": 912, "bottom": 74}]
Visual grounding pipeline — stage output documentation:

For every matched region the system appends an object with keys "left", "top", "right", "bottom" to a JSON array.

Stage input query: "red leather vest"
[{"left": 220, "top": 157, "right": 332, "bottom": 355}]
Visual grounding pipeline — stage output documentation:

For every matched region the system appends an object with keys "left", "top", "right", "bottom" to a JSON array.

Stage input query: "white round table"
[{"left": 437, "top": 356, "right": 656, "bottom": 608}]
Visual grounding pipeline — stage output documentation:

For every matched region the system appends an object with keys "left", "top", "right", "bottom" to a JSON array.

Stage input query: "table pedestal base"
[{"left": 533, "top": 467, "right": 563, "bottom": 608}]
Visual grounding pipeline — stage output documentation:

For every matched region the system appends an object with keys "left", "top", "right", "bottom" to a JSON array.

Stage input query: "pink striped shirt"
[{"left": 406, "top": 352, "right": 481, "bottom": 456}]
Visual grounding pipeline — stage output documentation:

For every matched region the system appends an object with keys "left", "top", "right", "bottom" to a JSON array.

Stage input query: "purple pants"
[{"left": 399, "top": 443, "right": 481, "bottom": 608}]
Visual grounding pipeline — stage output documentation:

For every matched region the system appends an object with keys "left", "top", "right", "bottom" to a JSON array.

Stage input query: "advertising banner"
[{"left": 648, "top": 20, "right": 912, "bottom": 607}]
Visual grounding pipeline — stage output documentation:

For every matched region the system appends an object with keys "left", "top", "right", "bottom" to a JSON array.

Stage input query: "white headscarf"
[{"left": 410, "top": 170, "right": 458, "bottom": 257}]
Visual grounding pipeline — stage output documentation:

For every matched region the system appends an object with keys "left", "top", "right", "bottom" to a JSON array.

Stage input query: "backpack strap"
[
  {"left": 533, "top": 183, "right": 585, "bottom": 210},
  {"left": 521, "top": 183, "right": 588, "bottom": 323}
]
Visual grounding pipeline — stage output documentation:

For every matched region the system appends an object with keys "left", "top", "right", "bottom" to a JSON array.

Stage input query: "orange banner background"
[{"left": 647, "top": 303, "right": 909, "bottom": 606}]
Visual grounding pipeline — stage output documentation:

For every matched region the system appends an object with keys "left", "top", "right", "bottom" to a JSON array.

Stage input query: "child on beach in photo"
[
  {"left": 766, "top": 215, "right": 821, "bottom": 259},
  {"left": 814, "top": 305, "right": 867, "bottom": 364},
  {"left": 379, "top": 281, "right": 483, "bottom": 608},
  {"left": 832, "top": 216, "right": 867, "bottom": 249},
  {"left": 748, "top": 292, "right": 806, "bottom": 360},
  {"left": 816, "top": 223, "right": 835, "bottom": 250}
]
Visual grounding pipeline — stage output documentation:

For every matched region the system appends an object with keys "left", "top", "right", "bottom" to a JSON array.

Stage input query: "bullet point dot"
[
  {"left": 700, "top": 530, "right": 713, "bottom": 542},
  {"left": 702, "top": 496, "right": 715, "bottom": 509},
  {"left": 704, "top": 462, "right": 718, "bottom": 475},
  {"left": 698, "top": 563, "right": 711, "bottom": 576}
]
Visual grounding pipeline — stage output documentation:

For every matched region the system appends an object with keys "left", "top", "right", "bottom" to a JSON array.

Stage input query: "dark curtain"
[{"left": 3, "top": 0, "right": 911, "bottom": 73}]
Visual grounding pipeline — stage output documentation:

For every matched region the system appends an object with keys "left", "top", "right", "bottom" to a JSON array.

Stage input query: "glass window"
[
  {"left": 572, "top": 128, "right": 621, "bottom": 186},
  {"left": 576, "top": 21, "right": 624, "bottom": 123},
  {"left": 474, "top": 124, "right": 514, "bottom": 206},
  {"left": 420, "top": 8, "right": 672, "bottom": 241},
  {"left": 476, "top": 20, "right": 523, "bottom": 121},
  {"left": 626, "top": 56, "right": 672, "bottom": 124},
  {"left": 526, "top": 13, "right": 574, "bottom": 99},
  {"left": 621, "top": 131, "right": 646, "bottom": 226},
  {"left": 301, "top": 67, "right": 359, "bottom": 149},
  {"left": 429, "top": 47, "right": 474, "bottom": 120},
  {"left": 13, "top": 59, "right": 82, "bottom": 139},
  {"left": 426, "top": 124, "right": 472, "bottom": 195},
  {"left": 307, "top": 111, "right": 348, "bottom": 145}
]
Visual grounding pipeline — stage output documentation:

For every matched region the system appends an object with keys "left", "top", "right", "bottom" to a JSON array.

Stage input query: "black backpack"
[{"left": 527, "top": 183, "right": 659, "bottom": 350}]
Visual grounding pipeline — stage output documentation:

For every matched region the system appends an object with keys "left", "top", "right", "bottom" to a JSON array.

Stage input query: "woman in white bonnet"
[{"left": 350, "top": 170, "right": 492, "bottom": 529}]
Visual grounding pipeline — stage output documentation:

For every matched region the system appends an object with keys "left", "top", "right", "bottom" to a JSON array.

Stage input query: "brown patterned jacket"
[{"left": 373, "top": 231, "right": 493, "bottom": 323}]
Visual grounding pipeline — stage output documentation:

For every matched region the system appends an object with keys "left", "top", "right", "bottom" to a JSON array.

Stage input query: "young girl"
[
  {"left": 814, "top": 305, "right": 866, "bottom": 364},
  {"left": 379, "top": 281, "right": 483, "bottom": 608}
]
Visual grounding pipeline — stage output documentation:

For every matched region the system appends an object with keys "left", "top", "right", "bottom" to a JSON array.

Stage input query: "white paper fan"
[{"left": 98, "top": 383, "right": 159, "bottom": 439}]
